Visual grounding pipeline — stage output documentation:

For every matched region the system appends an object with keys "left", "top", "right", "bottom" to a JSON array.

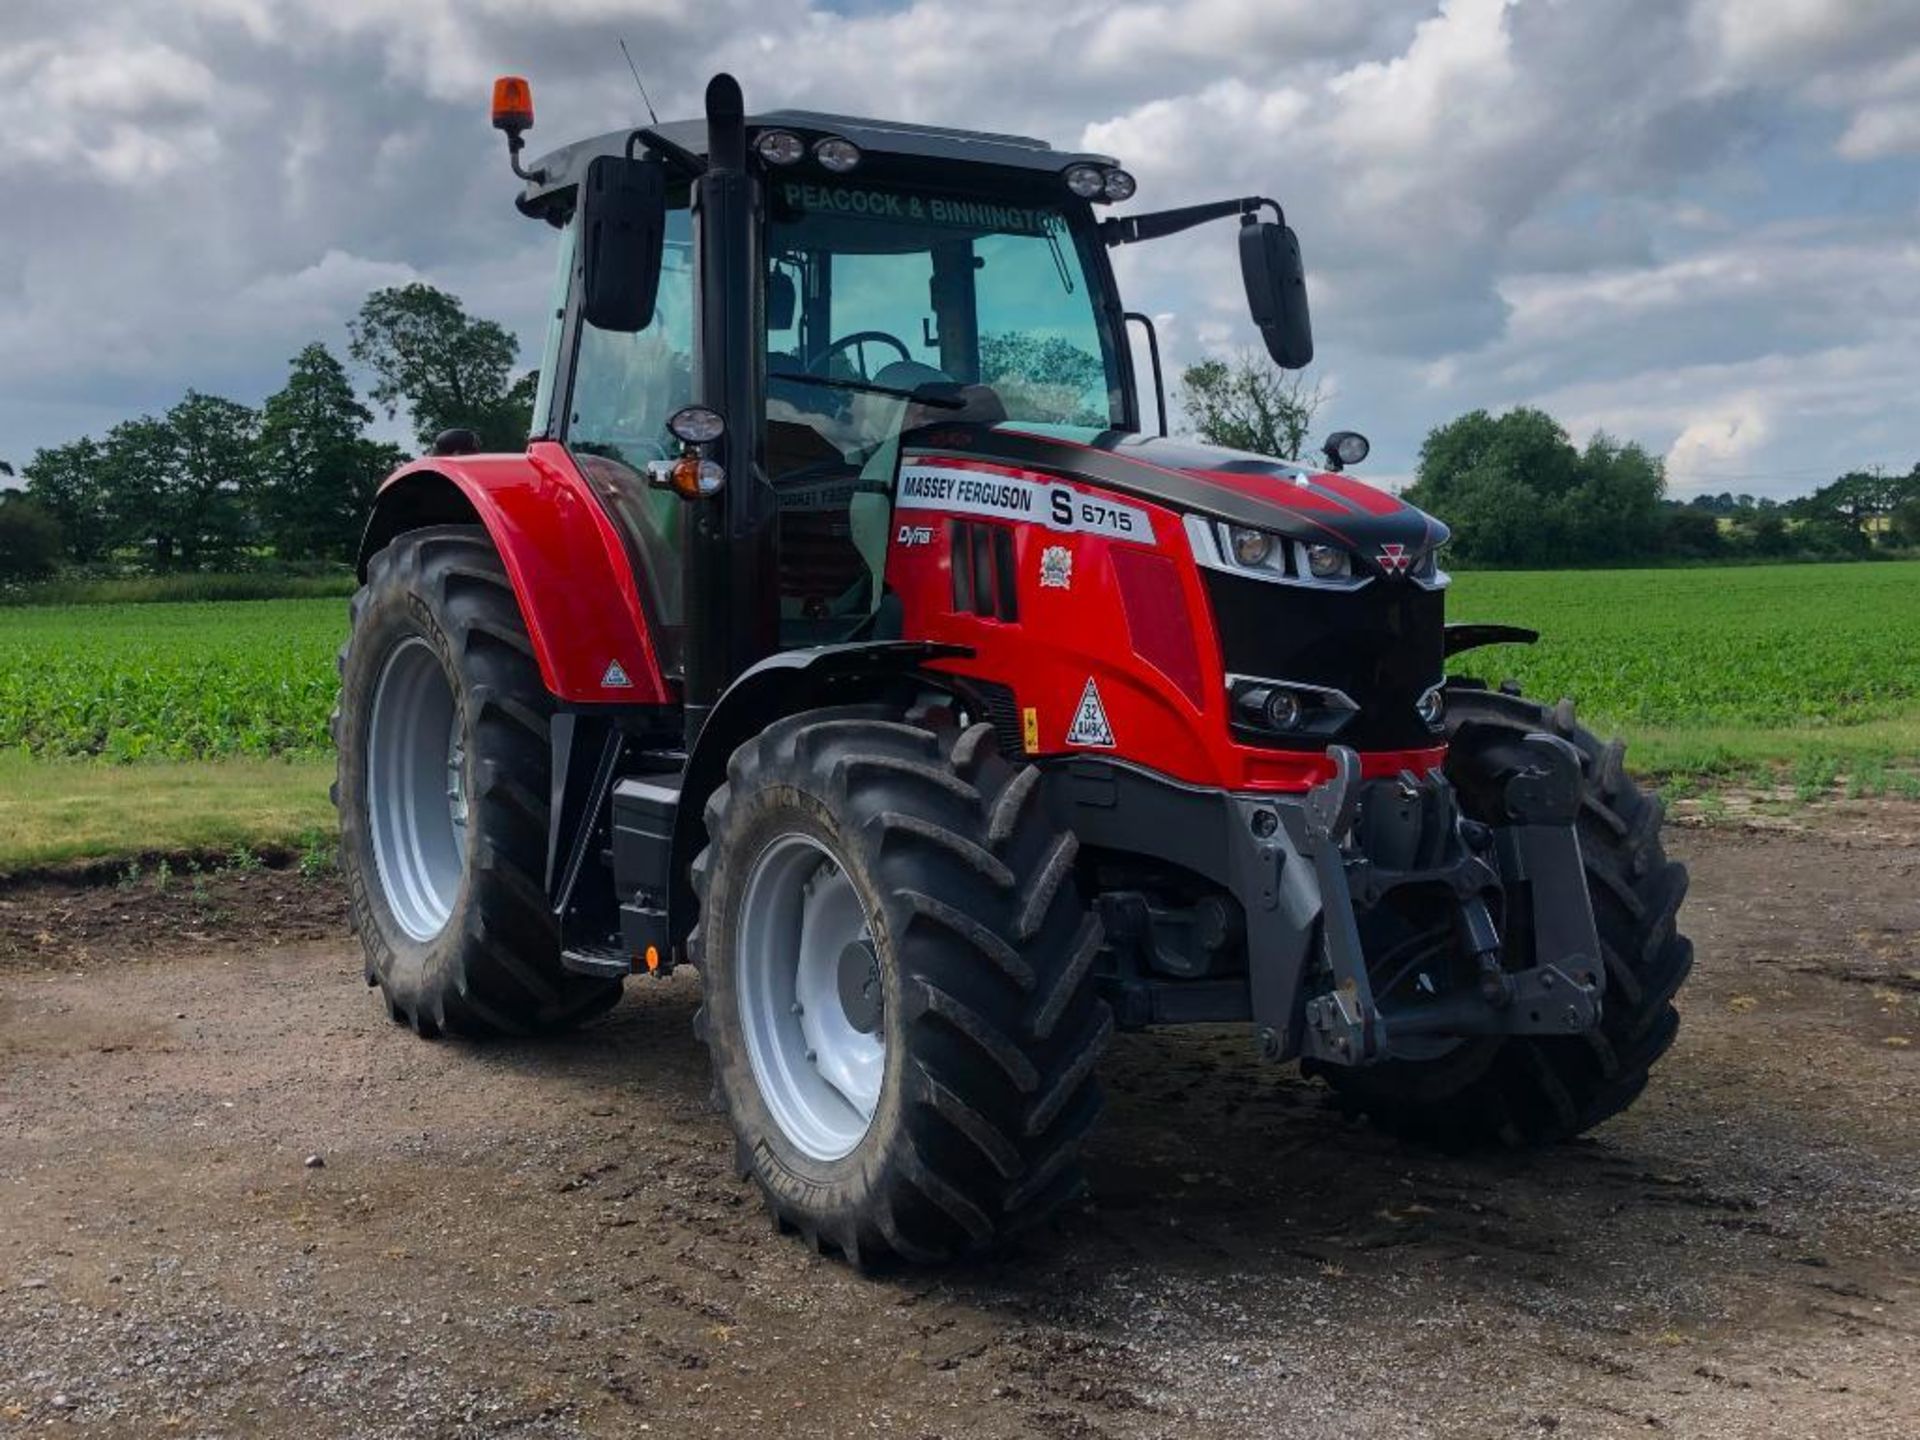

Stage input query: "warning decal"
[
  {"left": 601, "top": 659, "right": 633, "bottom": 688},
  {"left": 1065, "top": 678, "right": 1115, "bottom": 748},
  {"left": 896, "top": 464, "right": 1153, "bottom": 545}
]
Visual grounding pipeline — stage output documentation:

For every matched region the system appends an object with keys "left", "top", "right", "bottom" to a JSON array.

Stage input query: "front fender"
[
  {"left": 357, "top": 442, "right": 671, "bottom": 704},
  {"left": 665, "top": 641, "right": 972, "bottom": 946},
  {"left": 1444, "top": 622, "right": 1539, "bottom": 658}
]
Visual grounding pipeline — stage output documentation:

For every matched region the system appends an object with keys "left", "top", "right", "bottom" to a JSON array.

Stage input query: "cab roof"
[{"left": 518, "top": 108, "right": 1119, "bottom": 219}]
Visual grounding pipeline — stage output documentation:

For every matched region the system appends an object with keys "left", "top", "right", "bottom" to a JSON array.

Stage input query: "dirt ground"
[{"left": 2, "top": 808, "right": 1915, "bottom": 1439}]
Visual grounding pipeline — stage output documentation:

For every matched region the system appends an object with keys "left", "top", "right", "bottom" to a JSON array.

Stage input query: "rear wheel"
[
  {"left": 1314, "top": 682, "right": 1693, "bottom": 1148},
  {"left": 333, "top": 524, "right": 621, "bottom": 1038},
  {"left": 691, "top": 708, "right": 1111, "bottom": 1264}
]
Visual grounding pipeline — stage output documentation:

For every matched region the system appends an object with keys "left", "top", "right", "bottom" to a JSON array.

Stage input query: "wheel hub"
[
  {"left": 836, "top": 938, "right": 883, "bottom": 1035},
  {"left": 736, "top": 836, "right": 884, "bottom": 1161},
  {"left": 366, "top": 636, "right": 466, "bottom": 943}
]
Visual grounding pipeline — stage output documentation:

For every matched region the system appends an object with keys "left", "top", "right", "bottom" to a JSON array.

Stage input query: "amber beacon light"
[{"left": 491, "top": 76, "right": 534, "bottom": 135}]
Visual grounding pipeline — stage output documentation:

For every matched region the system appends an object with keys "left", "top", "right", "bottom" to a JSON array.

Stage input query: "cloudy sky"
[{"left": 2, "top": 0, "right": 1917, "bottom": 497}]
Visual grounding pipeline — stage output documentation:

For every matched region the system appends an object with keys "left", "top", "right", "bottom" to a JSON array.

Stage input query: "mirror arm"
[
  {"left": 625, "top": 126, "right": 709, "bottom": 177},
  {"left": 506, "top": 131, "right": 545, "bottom": 184},
  {"left": 1123, "top": 312, "right": 1168, "bottom": 437},
  {"left": 1101, "top": 195, "right": 1281, "bottom": 247}
]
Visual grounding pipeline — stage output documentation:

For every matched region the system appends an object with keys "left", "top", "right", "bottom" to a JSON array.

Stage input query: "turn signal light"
[
  {"left": 666, "top": 455, "right": 725, "bottom": 499},
  {"left": 491, "top": 76, "right": 534, "bottom": 134}
]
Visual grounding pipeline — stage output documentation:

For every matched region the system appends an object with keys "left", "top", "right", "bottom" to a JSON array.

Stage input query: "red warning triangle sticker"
[{"left": 1065, "top": 678, "right": 1115, "bottom": 747}]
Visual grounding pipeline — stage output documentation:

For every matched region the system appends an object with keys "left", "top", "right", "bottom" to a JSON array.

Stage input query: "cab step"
[{"left": 560, "top": 946, "right": 633, "bottom": 979}]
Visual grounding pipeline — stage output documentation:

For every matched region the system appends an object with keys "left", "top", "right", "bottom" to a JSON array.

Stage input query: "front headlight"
[
  {"left": 1228, "top": 526, "right": 1276, "bottom": 567},
  {"left": 1304, "top": 544, "right": 1349, "bottom": 579},
  {"left": 1186, "top": 517, "right": 1369, "bottom": 590}
]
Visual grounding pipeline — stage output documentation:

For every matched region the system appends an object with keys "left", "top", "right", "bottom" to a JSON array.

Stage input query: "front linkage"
[{"left": 1238, "top": 736, "right": 1605, "bottom": 1067}]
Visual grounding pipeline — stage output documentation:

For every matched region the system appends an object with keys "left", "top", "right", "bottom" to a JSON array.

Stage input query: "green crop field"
[
  {"left": 0, "top": 598, "right": 345, "bottom": 761},
  {"left": 1, "top": 563, "right": 1917, "bottom": 764},
  {"left": 1449, "top": 563, "right": 1920, "bottom": 731},
  {"left": 1, "top": 561, "right": 1917, "bottom": 868}
]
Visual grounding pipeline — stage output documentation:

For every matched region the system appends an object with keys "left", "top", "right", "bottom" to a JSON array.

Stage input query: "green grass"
[
  {"left": 0, "top": 570, "right": 356, "bottom": 607},
  {"left": 0, "top": 597, "right": 344, "bottom": 759},
  {"left": 1448, "top": 563, "right": 1920, "bottom": 731},
  {"left": 0, "top": 752, "right": 335, "bottom": 874}
]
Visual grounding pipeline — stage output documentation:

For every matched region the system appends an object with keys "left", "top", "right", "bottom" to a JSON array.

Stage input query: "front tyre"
[
  {"left": 333, "top": 524, "right": 621, "bottom": 1038},
  {"left": 1316, "top": 682, "right": 1694, "bottom": 1148},
  {"left": 692, "top": 709, "right": 1110, "bottom": 1265}
]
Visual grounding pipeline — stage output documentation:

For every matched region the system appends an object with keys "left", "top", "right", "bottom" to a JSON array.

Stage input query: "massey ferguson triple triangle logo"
[{"left": 1376, "top": 543, "right": 1413, "bottom": 577}]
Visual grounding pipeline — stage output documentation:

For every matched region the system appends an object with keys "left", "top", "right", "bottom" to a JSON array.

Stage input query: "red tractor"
[{"left": 335, "top": 73, "right": 1693, "bottom": 1264}]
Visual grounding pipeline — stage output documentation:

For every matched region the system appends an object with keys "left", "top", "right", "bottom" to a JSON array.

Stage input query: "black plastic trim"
[{"left": 1444, "top": 622, "right": 1539, "bottom": 657}]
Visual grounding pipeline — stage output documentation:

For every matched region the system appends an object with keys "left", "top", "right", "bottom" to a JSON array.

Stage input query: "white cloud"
[
  {"left": 1, "top": 0, "right": 1918, "bottom": 502},
  {"left": 0, "top": 35, "right": 227, "bottom": 182},
  {"left": 1667, "top": 402, "right": 1771, "bottom": 484},
  {"left": 240, "top": 250, "right": 422, "bottom": 317},
  {"left": 1695, "top": 0, "right": 1920, "bottom": 161},
  {"left": 1838, "top": 100, "right": 1920, "bottom": 160}
]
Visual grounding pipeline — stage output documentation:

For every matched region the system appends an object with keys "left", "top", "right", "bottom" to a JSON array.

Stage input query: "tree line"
[
  {"left": 0, "top": 285, "right": 534, "bottom": 580},
  {"left": 6, "top": 329, "right": 1916, "bottom": 581},
  {"left": 1178, "top": 353, "right": 1920, "bottom": 568}
]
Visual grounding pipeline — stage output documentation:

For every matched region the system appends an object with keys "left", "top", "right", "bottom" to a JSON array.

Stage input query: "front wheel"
[
  {"left": 691, "top": 708, "right": 1111, "bottom": 1265},
  {"left": 1315, "top": 682, "right": 1694, "bottom": 1148},
  {"left": 333, "top": 524, "right": 621, "bottom": 1038}
]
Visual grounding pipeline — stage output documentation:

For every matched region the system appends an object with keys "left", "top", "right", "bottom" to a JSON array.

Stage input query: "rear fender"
[
  {"left": 356, "top": 442, "right": 670, "bottom": 704},
  {"left": 665, "top": 641, "right": 971, "bottom": 947}
]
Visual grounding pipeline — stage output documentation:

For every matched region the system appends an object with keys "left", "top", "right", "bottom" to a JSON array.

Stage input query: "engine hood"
[{"left": 919, "top": 423, "right": 1448, "bottom": 579}]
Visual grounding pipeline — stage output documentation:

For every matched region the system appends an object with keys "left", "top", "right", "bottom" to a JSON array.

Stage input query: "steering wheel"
[{"left": 805, "top": 330, "right": 913, "bottom": 382}]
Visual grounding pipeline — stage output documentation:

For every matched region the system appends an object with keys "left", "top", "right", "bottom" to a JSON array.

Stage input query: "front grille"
[{"left": 1202, "top": 570, "right": 1445, "bottom": 752}]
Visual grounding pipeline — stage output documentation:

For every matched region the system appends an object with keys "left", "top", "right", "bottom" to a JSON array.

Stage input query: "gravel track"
[{"left": 2, "top": 812, "right": 1916, "bottom": 1437}]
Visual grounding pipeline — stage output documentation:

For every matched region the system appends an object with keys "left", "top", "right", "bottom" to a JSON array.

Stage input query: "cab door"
[{"left": 541, "top": 205, "right": 698, "bottom": 677}]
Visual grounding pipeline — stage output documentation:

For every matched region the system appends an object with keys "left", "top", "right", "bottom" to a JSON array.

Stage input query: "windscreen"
[{"left": 765, "top": 179, "right": 1125, "bottom": 435}]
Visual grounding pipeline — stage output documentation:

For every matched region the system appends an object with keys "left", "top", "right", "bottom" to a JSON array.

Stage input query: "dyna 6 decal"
[{"left": 896, "top": 463, "right": 1155, "bottom": 545}]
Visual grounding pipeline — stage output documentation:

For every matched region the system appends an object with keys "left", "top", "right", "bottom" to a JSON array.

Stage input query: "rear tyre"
[
  {"left": 691, "top": 708, "right": 1110, "bottom": 1265},
  {"left": 333, "top": 524, "right": 621, "bottom": 1038},
  {"left": 1314, "top": 682, "right": 1693, "bottom": 1148}
]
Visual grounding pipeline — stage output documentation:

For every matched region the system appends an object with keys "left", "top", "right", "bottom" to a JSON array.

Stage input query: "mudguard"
[
  {"left": 356, "top": 441, "right": 672, "bottom": 705},
  {"left": 663, "top": 640, "right": 971, "bottom": 947},
  {"left": 1444, "top": 622, "right": 1539, "bottom": 657}
]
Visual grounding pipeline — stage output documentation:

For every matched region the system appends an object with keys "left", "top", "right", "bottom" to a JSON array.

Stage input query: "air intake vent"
[
  {"left": 950, "top": 520, "right": 1018, "bottom": 622},
  {"left": 964, "top": 678, "right": 1026, "bottom": 759}
]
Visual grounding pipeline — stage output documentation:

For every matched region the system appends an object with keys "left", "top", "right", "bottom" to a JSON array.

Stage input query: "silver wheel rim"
[
  {"left": 736, "top": 834, "right": 884, "bottom": 1162},
  {"left": 366, "top": 636, "right": 467, "bottom": 943}
]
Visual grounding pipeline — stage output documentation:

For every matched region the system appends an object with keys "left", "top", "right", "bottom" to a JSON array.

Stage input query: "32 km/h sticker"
[{"left": 896, "top": 464, "right": 1153, "bottom": 545}]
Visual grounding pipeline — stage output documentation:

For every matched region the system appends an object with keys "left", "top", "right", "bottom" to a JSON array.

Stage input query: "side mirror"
[
  {"left": 1239, "top": 220, "right": 1314, "bottom": 369},
  {"left": 579, "top": 153, "right": 666, "bottom": 333},
  {"left": 429, "top": 427, "right": 480, "bottom": 457}
]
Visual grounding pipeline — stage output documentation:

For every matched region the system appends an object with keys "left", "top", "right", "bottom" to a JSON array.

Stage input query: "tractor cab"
[{"left": 507, "top": 81, "right": 1310, "bottom": 723}]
